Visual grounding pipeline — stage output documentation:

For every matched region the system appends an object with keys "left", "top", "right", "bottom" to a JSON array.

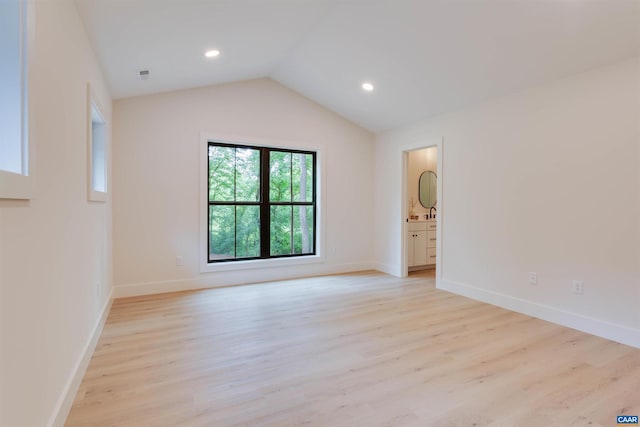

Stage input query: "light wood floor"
[{"left": 66, "top": 270, "right": 640, "bottom": 427}]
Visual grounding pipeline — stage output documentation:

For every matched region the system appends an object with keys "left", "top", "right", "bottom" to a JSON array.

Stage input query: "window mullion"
[
  {"left": 290, "top": 205, "right": 294, "bottom": 254},
  {"left": 312, "top": 153, "right": 317, "bottom": 254},
  {"left": 260, "top": 148, "right": 270, "bottom": 259},
  {"left": 289, "top": 153, "right": 294, "bottom": 254},
  {"left": 208, "top": 143, "right": 211, "bottom": 262},
  {"left": 289, "top": 152, "right": 293, "bottom": 203},
  {"left": 233, "top": 149, "right": 237, "bottom": 259}
]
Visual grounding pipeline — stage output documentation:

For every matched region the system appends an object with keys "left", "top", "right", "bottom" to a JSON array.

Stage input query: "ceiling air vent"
[{"left": 137, "top": 69, "right": 151, "bottom": 80}]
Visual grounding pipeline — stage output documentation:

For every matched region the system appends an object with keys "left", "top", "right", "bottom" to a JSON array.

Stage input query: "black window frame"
[{"left": 207, "top": 141, "right": 317, "bottom": 263}]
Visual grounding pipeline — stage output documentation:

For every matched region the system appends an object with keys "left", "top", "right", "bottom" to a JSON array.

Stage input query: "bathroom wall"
[{"left": 407, "top": 147, "right": 437, "bottom": 218}]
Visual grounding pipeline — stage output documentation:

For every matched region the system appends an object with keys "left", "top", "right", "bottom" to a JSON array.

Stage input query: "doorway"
[{"left": 401, "top": 140, "right": 443, "bottom": 282}]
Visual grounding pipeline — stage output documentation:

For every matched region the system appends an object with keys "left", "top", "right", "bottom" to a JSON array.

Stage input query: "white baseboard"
[
  {"left": 47, "top": 288, "right": 114, "bottom": 427},
  {"left": 114, "top": 262, "right": 376, "bottom": 298},
  {"left": 332, "top": 262, "right": 375, "bottom": 272},
  {"left": 373, "top": 262, "right": 401, "bottom": 277},
  {"left": 438, "top": 278, "right": 640, "bottom": 349}
]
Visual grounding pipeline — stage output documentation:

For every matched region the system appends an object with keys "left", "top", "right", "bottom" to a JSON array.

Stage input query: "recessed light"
[
  {"left": 362, "top": 82, "right": 374, "bottom": 92},
  {"left": 205, "top": 49, "right": 220, "bottom": 58}
]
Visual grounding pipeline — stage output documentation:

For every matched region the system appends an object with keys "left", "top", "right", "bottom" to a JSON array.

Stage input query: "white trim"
[
  {"left": 400, "top": 137, "right": 444, "bottom": 279},
  {"left": 436, "top": 143, "right": 443, "bottom": 283},
  {"left": 374, "top": 261, "right": 401, "bottom": 277},
  {"left": 438, "top": 278, "right": 640, "bottom": 349},
  {"left": 0, "top": 169, "right": 34, "bottom": 199},
  {"left": 199, "top": 132, "right": 326, "bottom": 274},
  {"left": 47, "top": 289, "right": 114, "bottom": 427},
  {"left": 114, "top": 261, "right": 375, "bottom": 298},
  {"left": 20, "top": 0, "right": 30, "bottom": 177},
  {"left": 204, "top": 254, "right": 324, "bottom": 272},
  {"left": 401, "top": 152, "right": 408, "bottom": 277}
]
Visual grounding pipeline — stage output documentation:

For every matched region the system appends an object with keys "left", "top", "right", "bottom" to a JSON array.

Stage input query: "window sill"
[
  {"left": 201, "top": 254, "right": 323, "bottom": 273},
  {"left": 0, "top": 170, "right": 33, "bottom": 200},
  {"left": 88, "top": 189, "right": 108, "bottom": 202}
]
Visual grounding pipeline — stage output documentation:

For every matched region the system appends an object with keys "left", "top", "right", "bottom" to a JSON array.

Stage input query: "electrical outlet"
[
  {"left": 529, "top": 272, "right": 537, "bottom": 285},
  {"left": 573, "top": 280, "right": 583, "bottom": 295},
  {"left": 176, "top": 256, "right": 183, "bottom": 266}
]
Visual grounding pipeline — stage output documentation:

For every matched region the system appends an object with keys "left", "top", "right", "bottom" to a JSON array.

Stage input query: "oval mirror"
[{"left": 419, "top": 170, "right": 437, "bottom": 208}]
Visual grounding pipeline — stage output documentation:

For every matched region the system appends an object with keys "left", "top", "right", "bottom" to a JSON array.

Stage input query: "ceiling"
[{"left": 75, "top": 0, "right": 640, "bottom": 132}]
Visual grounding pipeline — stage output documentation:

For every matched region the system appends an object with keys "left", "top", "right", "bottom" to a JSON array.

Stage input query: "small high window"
[{"left": 87, "top": 87, "right": 107, "bottom": 202}]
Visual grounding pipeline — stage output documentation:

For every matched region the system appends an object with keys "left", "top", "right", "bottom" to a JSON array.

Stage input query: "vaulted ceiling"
[{"left": 75, "top": 0, "right": 640, "bottom": 132}]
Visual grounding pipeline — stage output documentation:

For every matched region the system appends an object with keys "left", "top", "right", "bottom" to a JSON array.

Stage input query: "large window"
[
  {"left": 0, "top": 0, "right": 31, "bottom": 199},
  {"left": 208, "top": 142, "right": 316, "bottom": 263}
]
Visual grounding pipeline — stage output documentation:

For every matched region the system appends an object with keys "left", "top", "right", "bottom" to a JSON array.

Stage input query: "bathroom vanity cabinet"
[{"left": 408, "top": 221, "right": 436, "bottom": 268}]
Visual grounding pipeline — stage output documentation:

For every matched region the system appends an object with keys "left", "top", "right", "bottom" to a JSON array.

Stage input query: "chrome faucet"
[{"left": 430, "top": 206, "right": 436, "bottom": 219}]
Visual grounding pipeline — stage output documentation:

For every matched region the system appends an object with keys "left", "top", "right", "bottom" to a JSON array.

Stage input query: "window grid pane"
[
  {"left": 235, "top": 148, "right": 260, "bottom": 202},
  {"left": 208, "top": 146, "right": 235, "bottom": 202},
  {"left": 269, "top": 151, "right": 291, "bottom": 202},
  {"left": 236, "top": 205, "right": 260, "bottom": 258},
  {"left": 209, "top": 205, "right": 235, "bottom": 260},
  {"left": 293, "top": 205, "right": 314, "bottom": 254},
  {"left": 270, "top": 205, "right": 292, "bottom": 256},
  {"left": 292, "top": 153, "right": 313, "bottom": 202}
]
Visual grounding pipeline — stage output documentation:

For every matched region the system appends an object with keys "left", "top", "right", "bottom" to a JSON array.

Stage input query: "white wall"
[
  {"left": 0, "top": 0, "right": 112, "bottom": 425},
  {"left": 375, "top": 57, "right": 640, "bottom": 347},
  {"left": 407, "top": 147, "right": 437, "bottom": 218},
  {"left": 113, "top": 78, "right": 374, "bottom": 296}
]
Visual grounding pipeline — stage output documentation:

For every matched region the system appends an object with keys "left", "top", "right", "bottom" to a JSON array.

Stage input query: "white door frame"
[{"left": 400, "top": 137, "right": 444, "bottom": 282}]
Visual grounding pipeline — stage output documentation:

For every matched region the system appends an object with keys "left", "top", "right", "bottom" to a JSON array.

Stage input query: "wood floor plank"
[{"left": 66, "top": 270, "right": 640, "bottom": 426}]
